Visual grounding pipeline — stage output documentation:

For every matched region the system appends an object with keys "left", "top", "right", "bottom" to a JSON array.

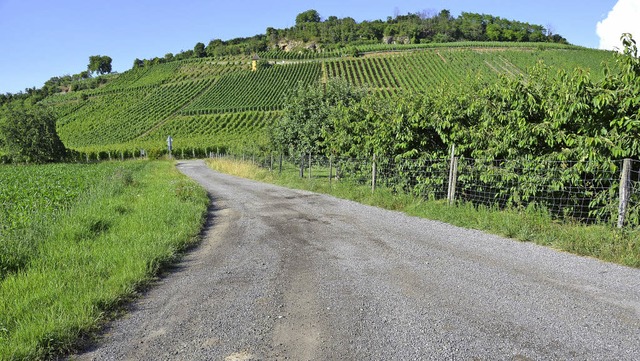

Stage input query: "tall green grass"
[
  {"left": 206, "top": 158, "right": 640, "bottom": 268},
  {"left": 1, "top": 163, "right": 123, "bottom": 279},
  {"left": 0, "top": 161, "right": 208, "bottom": 359}
]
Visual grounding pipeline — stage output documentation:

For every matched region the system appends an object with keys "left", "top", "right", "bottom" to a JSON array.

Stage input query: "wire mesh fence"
[
  {"left": 214, "top": 151, "right": 639, "bottom": 229},
  {"left": 455, "top": 158, "right": 622, "bottom": 223}
]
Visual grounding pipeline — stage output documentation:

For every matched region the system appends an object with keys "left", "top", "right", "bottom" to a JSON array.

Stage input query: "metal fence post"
[{"left": 617, "top": 158, "right": 632, "bottom": 228}]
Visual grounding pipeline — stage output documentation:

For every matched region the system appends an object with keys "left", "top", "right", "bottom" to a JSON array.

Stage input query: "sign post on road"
[{"left": 167, "top": 135, "right": 173, "bottom": 159}]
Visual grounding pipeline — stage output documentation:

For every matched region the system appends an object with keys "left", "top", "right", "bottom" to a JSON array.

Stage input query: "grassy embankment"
[
  {"left": 0, "top": 161, "right": 208, "bottom": 359},
  {"left": 206, "top": 157, "right": 640, "bottom": 268}
]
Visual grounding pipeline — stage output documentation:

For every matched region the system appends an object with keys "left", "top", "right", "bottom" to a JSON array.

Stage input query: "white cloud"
[{"left": 597, "top": 0, "right": 640, "bottom": 51}]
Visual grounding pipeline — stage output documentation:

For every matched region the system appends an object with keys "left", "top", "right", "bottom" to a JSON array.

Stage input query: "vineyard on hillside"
[
  {"left": 41, "top": 44, "right": 612, "bottom": 155},
  {"left": 182, "top": 62, "right": 321, "bottom": 114}
]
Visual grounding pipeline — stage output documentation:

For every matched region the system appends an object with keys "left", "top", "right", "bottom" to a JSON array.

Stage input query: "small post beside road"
[
  {"left": 299, "top": 153, "right": 304, "bottom": 178},
  {"left": 371, "top": 154, "right": 377, "bottom": 193},
  {"left": 329, "top": 156, "right": 333, "bottom": 185},
  {"left": 447, "top": 144, "right": 458, "bottom": 206},
  {"left": 617, "top": 158, "right": 632, "bottom": 228},
  {"left": 167, "top": 136, "right": 173, "bottom": 159}
]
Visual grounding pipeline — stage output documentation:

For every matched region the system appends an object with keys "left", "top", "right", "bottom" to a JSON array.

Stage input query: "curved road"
[{"left": 74, "top": 160, "right": 640, "bottom": 360}]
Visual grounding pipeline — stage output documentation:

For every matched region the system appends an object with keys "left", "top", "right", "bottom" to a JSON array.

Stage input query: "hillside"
[{"left": 39, "top": 43, "right": 612, "bottom": 156}]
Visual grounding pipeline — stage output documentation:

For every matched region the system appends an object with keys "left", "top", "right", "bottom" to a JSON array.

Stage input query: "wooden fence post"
[
  {"left": 309, "top": 153, "right": 312, "bottom": 179},
  {"left": 447, "top": 145, "right": 458, "bottom": 205},
  {"left": 299, "top": 153, "right": 304, "bottom": 178},
  {"left": 329, "top": 156, "right": 333, "bottom": 185},
  {"left": 279, "top": 153, "right": 283, "bottom": 174},
  {"left": 617, "top": 158, "right": 632, "bottom": 228},
  {"left": 372, "top": 154, "right": 377, "bottom": 193}
]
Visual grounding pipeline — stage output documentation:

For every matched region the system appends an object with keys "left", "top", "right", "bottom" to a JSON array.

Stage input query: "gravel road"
[{"left": 72, "top": 159, "right": 640, "bottom": 360}]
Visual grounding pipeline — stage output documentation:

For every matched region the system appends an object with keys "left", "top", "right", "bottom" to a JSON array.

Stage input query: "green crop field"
[
  {"left": 0, "top": 161, "right": 208, "bottom": 359},
  {"left": 0, "top": 162, "right": 125, "bottom": 279}
]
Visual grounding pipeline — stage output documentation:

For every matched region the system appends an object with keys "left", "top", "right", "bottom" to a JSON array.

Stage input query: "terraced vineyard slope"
[{"left": 42, "top": 44, "right": 612, "bottom": 156}]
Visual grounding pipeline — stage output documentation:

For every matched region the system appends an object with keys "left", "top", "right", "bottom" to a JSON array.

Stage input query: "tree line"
[
  {"left": 0, "top": 55, "right": 115, "bottom": 163},
  {"left": 273, "top": 9, "right": 565, "bottom": 48},
  {"left": 1, "top": 55, "right": 113, "bottom": 106},
  {"left": 132, "top": 8, "right": 567, "bottom": 68}
]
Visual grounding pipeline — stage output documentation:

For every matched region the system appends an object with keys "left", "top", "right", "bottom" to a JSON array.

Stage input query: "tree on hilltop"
[
  {"left": 88, "top": 55, "right": 112, "bottom": 75},
  {"left": 132, "top": 58, "right": 144, "bottom": 69},
  {"left": 194, "top": 42, "right": 206, "bottom": 58},
  {"left": 296, "top": 9, "right": 321, "bottom": 25}
]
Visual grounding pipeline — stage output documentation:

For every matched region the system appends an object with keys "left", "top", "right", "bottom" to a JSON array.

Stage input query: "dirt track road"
[{"left": 73, "top": 159, "right": 640, "bottom": 360}]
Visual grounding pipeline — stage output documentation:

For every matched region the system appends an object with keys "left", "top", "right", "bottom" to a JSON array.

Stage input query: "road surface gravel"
[{"left": 72, "top": 159, "right": 640, "bottom": 360}]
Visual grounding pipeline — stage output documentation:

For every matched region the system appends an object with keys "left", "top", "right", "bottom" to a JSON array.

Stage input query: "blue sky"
[{"left": 0, "top": 0, "right": 634, "bottom": 94}]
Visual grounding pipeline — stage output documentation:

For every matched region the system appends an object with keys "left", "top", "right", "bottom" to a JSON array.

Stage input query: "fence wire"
[
  {"left": 455, "top": 158, "right": 621, "bottom": 224},
  {"left": 224, "top": 152, "right": 639, "bottom": 228}
]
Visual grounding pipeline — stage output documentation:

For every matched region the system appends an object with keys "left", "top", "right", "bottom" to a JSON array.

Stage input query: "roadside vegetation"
[
  {"left": 0, "top": 161, "right": 208, "bottom": 359},
  {"left": 205, "top": 34, "right": 640, "bottom": 270},
  {"left": 206, "top": 157, "right": 640, "bottom": 268},
  {"left": 0, "top": 8, "right": 637, "bottom": 359}
]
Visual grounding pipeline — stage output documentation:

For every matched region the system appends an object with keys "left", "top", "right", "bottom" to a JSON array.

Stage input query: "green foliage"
[
  {"left": 57, "top": 78, "right": 213, "bottom": 148},
  {"left": 0, "top": 103, "right": 67, "bottom": 163},
  {"left": 256, "top": 59, "right": 272, "bottom": 70},
  {"left": 88, "top": 55, "right": 112, "bottom": 75},
  {"left": 327, "top": 91, "right": 447, "bottom": 159},
  {"left": 133, "top": 58, "right": 144, "bottom": 68},
  {"left": 263, "top": 36, "right": 639, "bottom": 225},
  {"left": 127, "top": 10, "right": 568, "bottom": 67},
  {"left": 183, "top": 62, "right": 321, "bottom": 114},
  {"left": 194, "top": 42, "right": 206, "bottom": 58},
  {"left": 42, "top": 44, "right": 610, "bottom": 157},
  {"left": 0, "top": 161, "right": 208, "bottom": 359},
  {"left": 271, "top": 77, "right": 366, "bottom": 155},
  {"left": 0, "top": 162, "right": 121, "bottom": 278},
  {"left": 429, "top": 34, "right": 640, "bottom": 162},
  {"left": 296, "top": 9, "right": 321, "bottom": 25}
]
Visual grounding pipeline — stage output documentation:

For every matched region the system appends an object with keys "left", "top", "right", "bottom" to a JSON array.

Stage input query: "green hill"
[{"left": 40, "top": 43, "right": 612, "bottom": 156}]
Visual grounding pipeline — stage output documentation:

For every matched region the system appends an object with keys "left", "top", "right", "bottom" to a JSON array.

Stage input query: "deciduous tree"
[
  {"left": 0, "top": 103, "right": 67, "bottom": 163},
  {"left": 88, "top": 55, "right": 112, "bottom": 75}
]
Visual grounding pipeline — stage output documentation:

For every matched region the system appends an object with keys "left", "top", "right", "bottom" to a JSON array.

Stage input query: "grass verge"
[
  {"left": 206, "top": 157, "right": 640, "bottom": 268},
  {"left": 0, "top": 160, "right": 208, "bottom": 359}
]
